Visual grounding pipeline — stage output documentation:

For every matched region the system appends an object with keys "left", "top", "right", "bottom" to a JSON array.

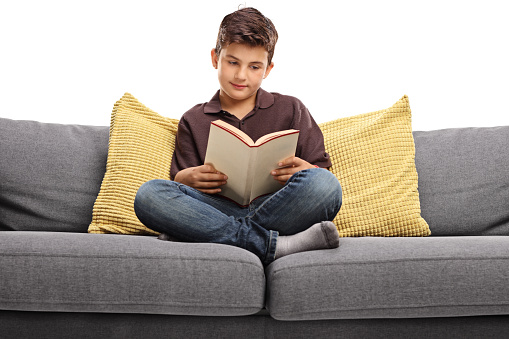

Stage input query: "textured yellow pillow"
[
  {"left": 88, "top": 93, "right": 178, "bottom": 235},
  {"left": 319, "top": 95, "right": 430, "bottom": 237}
]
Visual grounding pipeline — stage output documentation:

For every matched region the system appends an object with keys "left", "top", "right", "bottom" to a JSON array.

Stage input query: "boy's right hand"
[{"left": 174, "top": 164, "right": 227, "bottom": 194}]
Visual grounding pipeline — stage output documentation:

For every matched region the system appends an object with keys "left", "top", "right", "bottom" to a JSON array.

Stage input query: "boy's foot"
[
  {"left": 157, "top": 233, "right": 179, "bottom": 241},
  {"left": 275, "top": 221, "right": 339, "bottom": 259}
]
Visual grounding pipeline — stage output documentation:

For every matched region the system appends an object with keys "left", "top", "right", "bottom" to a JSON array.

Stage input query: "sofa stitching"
[
  {"left": 271, "top": 301, "right": 509, "bottom": 318},
  {"left": 0, "top": 253, "right": 265, "bottom": 271},
  {"left": 0, "top": 299, "right": 264, "bottom": 308},
  {"left": 269, "top": 256, "right": 509, "bottom": 275},
  {"left": 271, "top": 301, "right": 509, "bottom": 320}
]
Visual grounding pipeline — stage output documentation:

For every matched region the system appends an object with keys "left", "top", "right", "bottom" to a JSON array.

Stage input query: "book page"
[
  {"left": 249, "top": 132, "right": 300, "bottom": 202},
  {"left": 204, "top": 123, "right": 252, "bottom": 205},
  {"left": 210, "top": 120, "right": 255, "bottom": 146},
  {"left": 254, "top": 129, "right": 299, "bottom": 146}
]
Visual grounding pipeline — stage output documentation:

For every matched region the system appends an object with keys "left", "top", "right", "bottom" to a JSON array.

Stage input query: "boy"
[{"left": 134, "top": 7, "right": 342, "bottom": 265}]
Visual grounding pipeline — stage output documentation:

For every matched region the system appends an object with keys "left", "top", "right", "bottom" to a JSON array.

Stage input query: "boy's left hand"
[{"left": 271, "top": 156, "right": 316, "bottom": 185}]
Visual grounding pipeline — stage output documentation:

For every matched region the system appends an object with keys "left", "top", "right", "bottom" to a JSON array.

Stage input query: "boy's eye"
[
  {"left": 250, "top": 65, "right": 260, "bottom": 70},
  {"left": 228, "top": 61, "right": 238, "bottom": 65}
]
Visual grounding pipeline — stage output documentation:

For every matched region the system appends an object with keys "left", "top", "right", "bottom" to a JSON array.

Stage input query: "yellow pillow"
[
  {"left": 88, "top": 93, "right": 178, "bottom": 235},
  {"left": 319, "top": 95, "right": 430, "bottom": 237}
]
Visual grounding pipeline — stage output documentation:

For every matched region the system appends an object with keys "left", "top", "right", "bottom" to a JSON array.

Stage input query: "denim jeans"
[{"left": 134, "top": 168, "right": 342, "bottom": 265}]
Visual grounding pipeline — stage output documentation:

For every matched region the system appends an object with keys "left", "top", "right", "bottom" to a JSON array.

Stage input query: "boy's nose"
[{"left": 235, "top": 67, "right": 247, "bottom": 80}]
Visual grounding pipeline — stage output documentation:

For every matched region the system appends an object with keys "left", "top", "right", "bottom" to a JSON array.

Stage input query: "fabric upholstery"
[
  {"left": 88, "top": 93, "right": 178, "bottom": 235},
  {"left": 266, "top": 236, "right": 509, "bottom": 320},
  {"left": 3, "top": 311, "right": 509, "bottom": 339},
  {"left": 414, "top": 126, "right": 509, "bottom": 235},
  {"left": 0, "top": 232, "right": 265, "bottom": 316},
  {"left": 319, "top": 96, "right": 430, "bottom": 237},
  {"left": 0, "top": 117, "right": 108, "bottom": 232}
]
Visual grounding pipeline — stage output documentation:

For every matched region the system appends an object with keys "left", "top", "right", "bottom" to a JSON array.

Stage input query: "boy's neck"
[{"left": 218, "top": 90, "right": 257, "bottom": 120}]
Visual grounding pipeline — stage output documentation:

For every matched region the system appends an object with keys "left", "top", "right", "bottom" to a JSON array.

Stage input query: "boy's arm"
[
  {"left": 270, "top": 100, "right": 330, "bottom": 185},
  {"left": 170, "top": 114, "right": 227, "bottom": 194},
  {"left": 291, "top": 103, "right": 332, "bottom": 169},
  {"left": 170, "top": 118, "right": 207, "bottom": 180}
]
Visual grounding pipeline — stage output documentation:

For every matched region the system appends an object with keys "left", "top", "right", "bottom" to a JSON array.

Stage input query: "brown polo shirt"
[{"left": 170, "top": 88, "right": 332, "bottom": 179}]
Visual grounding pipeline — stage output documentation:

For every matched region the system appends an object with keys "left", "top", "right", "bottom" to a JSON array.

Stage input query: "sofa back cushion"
[
  {"left": 0, "top": 117, "right": 108, "bottom": 232},
  {"left": 414, "top": 125, "right": 509, "bottom": 235}
]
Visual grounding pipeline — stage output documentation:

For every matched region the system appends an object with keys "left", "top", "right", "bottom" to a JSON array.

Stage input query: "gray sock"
[
  {"left": 275, "top": 221, "right": 340, "bottom": 259},
  {"left": 157, "top": 233, "right": 179, "bottom": 242}
]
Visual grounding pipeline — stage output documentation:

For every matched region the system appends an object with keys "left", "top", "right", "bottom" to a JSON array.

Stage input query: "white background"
[{"left": 1, "top": 0, "right": 507, "bottom": 131}]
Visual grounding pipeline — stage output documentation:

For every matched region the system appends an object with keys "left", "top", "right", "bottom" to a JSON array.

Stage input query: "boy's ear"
[
  {"left": 264, "top": 62, "right": 274, "bottom": 79},
  {"left": 211, "top": 49, "right": 219, "bottom": 69}
]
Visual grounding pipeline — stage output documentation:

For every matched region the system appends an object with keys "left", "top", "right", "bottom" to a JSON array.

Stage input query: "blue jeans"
[{"left": 134, "top": 168, "right": 342, "bottom": 265}]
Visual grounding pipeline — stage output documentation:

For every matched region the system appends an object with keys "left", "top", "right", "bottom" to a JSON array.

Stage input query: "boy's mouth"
[{"left": 231, "top": 83, "right": 247, "bottom": 89}]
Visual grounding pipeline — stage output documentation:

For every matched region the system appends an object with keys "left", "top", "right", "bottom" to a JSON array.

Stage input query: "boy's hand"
[
  {"left": 270, "top": 156, "right": 316, "bottom": 185},
  {"left": 174, "top": 164, "right": 227, "bottom": 194}
]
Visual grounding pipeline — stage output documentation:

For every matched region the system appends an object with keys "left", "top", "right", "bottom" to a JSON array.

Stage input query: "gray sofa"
[{"left": 1, "top": 116, "right": 508, "bottom": 338}]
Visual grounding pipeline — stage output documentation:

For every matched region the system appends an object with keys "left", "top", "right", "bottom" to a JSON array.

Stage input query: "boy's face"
[{"left": 211, "top": 43, "right": 274, "bottom": 109}]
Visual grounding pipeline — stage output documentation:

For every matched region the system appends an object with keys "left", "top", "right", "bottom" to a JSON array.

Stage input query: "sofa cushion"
[
  {"left": 0, "top": 117, "right": 108, "bottom": 232},
  {"left": 266, "top": 236, "right": 509, "bottom": 320},
  {"left": 0, "top": 232, "right": 265, "bottom": 316},
  {"left": 414, "top": 126, "right": 509, "bottom": 235},
  {"left": 88, "top": 93, "right": 179, "bottom": 235},
  {"left": 319, "top": 96, "right": 430, "bottom": 237}
]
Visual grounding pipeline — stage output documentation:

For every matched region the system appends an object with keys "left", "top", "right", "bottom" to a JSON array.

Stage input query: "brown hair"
[{"left": 215, "top": 7, "right": 278, "bottom": 65}]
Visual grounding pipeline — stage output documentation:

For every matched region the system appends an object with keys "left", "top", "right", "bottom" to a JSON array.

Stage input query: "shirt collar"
[{"left": 204, "top": 88, "right": 275, "bottom": 114}]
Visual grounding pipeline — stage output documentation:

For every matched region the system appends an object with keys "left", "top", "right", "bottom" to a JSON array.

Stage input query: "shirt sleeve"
[
  {"left": 292, "top": 103, "right": 332, "bottom": 169},
  {"left": 169, "top": 118, "right": 202, "bottom": 180}
]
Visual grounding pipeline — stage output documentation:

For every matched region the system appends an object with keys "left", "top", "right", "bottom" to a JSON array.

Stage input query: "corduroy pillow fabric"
[
  {"left": 88, "top": 93, "right": 178, "bottom": 235},
  {"left": 319, "top": 95, "right": 430, "bottom": 237}
]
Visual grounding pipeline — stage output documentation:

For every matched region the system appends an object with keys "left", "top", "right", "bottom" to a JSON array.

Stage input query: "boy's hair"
[{"left": 215, "top": 7, "right": 278, "bottom": 65}]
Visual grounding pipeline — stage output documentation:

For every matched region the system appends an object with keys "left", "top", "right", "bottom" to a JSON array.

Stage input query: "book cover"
[{"left": 204, "top": 120, "right": 299, "bottom": 206}]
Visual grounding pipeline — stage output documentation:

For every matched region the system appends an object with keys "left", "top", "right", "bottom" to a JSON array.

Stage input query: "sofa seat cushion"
[
  {"left": 0, "top": 232, "right": 265, "bottom": 316},
  {"left": 266, "top": 236, "right": 509, "bottom": 320}
]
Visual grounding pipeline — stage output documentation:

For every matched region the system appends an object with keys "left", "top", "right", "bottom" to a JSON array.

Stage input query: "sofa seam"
[
  {"left": 0, "top": 253, "right": 264, "bottom": 271},
  {"left": 0, "top": 299, "right": 263, "bottom": 308},
  {"left": 271, "top": 301, "right": 509, "bottom": 319},
  {"left": 269, "top": 256, "right": 509, "bottom": 275}
]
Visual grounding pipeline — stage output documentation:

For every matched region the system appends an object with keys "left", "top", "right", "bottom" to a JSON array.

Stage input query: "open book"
[{"left": 204, "top": 120, "right": 299, "bottom": 206}]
